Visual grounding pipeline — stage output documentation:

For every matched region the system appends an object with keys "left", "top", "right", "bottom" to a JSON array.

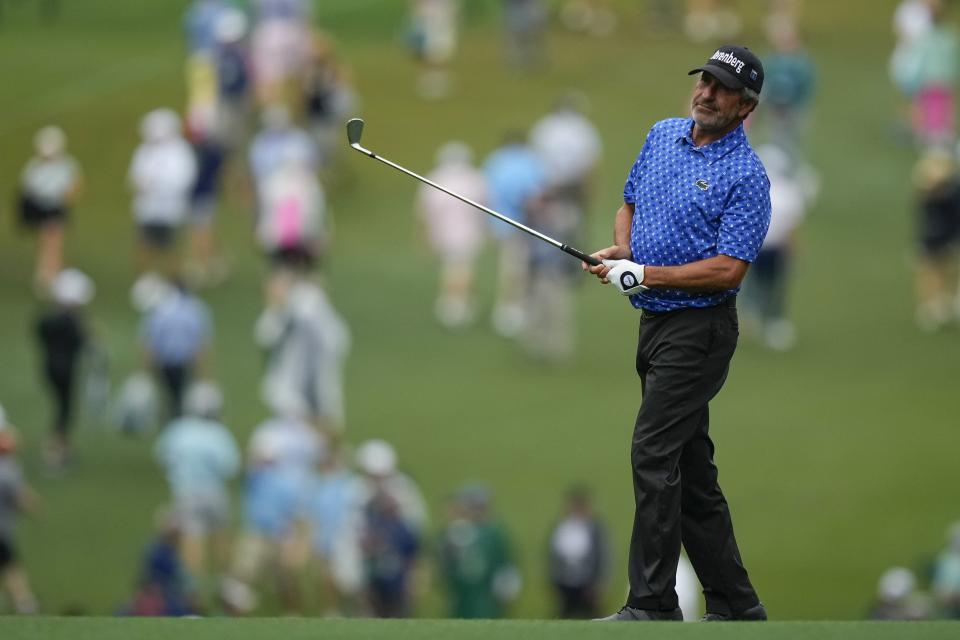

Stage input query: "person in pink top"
[{"left": 416, "top": 142, "right": 488, "bottom": 328}]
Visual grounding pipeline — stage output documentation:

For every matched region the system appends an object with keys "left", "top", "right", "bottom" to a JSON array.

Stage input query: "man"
[{"left": 585, "top": 45, "right": 771, "bottom": 622}]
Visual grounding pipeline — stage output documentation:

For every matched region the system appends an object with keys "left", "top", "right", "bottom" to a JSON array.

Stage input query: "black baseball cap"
[{"left": 688, "top": 45, "right": 764, "bottom": 94}]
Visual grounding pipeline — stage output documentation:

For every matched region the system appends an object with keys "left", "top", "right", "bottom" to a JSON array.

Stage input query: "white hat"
[
  {"left": 140, "top": 108, "right": 182, "bottom": 142},
  {"left": 35, "top": 126, "right": 67, "bottom": 157},
  {"left": 878, "top": 567, "right": 915, "bottom": 601},
  {"left": 184, "top": 381, "right": 223, "bottom": 418},
  {"left": 215, "top": 8, "right": 248, "bottom": 44},
  {"left": 130, "top": 273, "right": 175, "bottom": 312},
  {"left": 248, "top": 426, "right": 286, "bottom": 464},
  {"left": 51, "top": 268, "right": 95, "bottom": 307},
  {"left": 356, "top": 439, "right": 397, "bottom": 476}
]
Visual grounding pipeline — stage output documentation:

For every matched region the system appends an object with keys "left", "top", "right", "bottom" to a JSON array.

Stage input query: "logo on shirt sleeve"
[{"left": 695, "top": 179, "right": 710, "bottom": 191}]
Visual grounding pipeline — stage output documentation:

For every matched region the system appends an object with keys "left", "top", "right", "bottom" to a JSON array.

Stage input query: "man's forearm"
[
  {"left": 643, "top": 255, "right": 748, "bottom": 292},
  {"left": 614, "top": 203, "right": 634, "bottom": 251}
]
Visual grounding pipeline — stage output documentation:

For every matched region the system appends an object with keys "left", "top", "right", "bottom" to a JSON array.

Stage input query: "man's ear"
[{"left": 738, "top": 99, "right": 758, "bottom": 119}]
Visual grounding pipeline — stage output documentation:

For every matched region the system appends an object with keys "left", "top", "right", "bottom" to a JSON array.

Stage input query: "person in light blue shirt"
[
  {"left": 154, "top": 381, "right": 239, "bottom": 584},
  {"left": 586, "top": 46, "right": 770, "bottom": 623},
  {"left": 301, "top": 446, "right": 367, "bottom": 615},
  {"left": 140, "top": 281, "right": 212, "bottom": 417},
  {"left": 221, "top": 414, "right": 322, "bottom": 613},
  {"left": 483, "top": 131, "right": 546, "bottom": 336}
]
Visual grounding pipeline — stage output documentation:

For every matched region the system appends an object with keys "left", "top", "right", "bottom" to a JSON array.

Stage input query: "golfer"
[{"left": 586, "top": 45, "right": 771, "bottom": 622}]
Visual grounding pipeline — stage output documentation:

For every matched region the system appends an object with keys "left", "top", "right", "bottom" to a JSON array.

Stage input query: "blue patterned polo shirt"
[{"left": 622, "top": 118, "right": 771, "bottom": 313}]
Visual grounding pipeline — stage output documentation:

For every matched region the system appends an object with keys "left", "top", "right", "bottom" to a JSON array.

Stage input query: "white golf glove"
[{"left": 603, "top": 259, "right": 648, "bottom": 296}]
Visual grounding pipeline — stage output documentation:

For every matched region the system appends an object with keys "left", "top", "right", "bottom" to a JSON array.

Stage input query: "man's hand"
[
  {"left": 603, "top": 259, "right": 648, "bottom": 295},
  {"left": 582, "top": 245, "right": 632, "bottom": 283}
]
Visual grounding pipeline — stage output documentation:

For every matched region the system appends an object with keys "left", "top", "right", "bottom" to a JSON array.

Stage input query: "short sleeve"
[
  {"left": 717, "top": 171, "right": 772, "bottom": 263},
  {"left": 622, "top": 128, "right": 657, "bottom": 204}
]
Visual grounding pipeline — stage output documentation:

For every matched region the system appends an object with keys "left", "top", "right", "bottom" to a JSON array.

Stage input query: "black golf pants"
[{"left": 625, "top": 297, "right": 760, "bottom": 616}]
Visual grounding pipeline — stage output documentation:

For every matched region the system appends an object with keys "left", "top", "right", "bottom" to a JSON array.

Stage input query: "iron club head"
[{"left": 346, "top": 118, "right": 365, "bottom": 148}]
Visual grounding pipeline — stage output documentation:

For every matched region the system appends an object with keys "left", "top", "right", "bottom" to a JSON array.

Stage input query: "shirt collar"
[{"left": 676, "top": 119, "right": 746, "bottom": 163}]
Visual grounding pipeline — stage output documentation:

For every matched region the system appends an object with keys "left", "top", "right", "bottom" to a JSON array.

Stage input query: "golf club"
[{"left": 346, "top": 118, "right": 601, "bottom": 267}]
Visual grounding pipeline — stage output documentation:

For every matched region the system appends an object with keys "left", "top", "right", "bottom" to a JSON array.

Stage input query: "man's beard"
[{"left": 691, "top": 104, "right": 735, "bottom": 131}]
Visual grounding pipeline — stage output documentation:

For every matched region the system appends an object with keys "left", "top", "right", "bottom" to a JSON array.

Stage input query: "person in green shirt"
[{"left": 438, "top": 484, "right": 521, "bottom": 618}]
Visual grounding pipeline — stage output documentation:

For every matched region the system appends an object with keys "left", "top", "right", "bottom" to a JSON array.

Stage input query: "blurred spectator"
[
  {"left": 757, "top": 18, "right": 816, "bottom": 162},
  {"left": 303, "top": 32, "right": 358, "bottom": 172},
  {"left": 139, "top": 279, "right": 213, "bottom": 418},
  {"left": 35, "top": 268, "right": 95, "bottom": 471},
  {"left": 356, "top": 440, "right": 429, "bottom": 537},
  {"left": 910, "top": 148, "right": 960, "bottom": 331},
  {"left": 128, "top": 109, "right": 198, "bottom": 278},
  {"left": 184, "top": 0, "right": 230, "bottom": 55},
  {"left": 438, "top": 484, "right": 520, "bottom": 619},
  {"left": 213, "top": 8, "right": 253, "bottom": 153},
  {"left": 0, "top": 410, "right": 40, "bottom": 615},
  {"left": 741, "top": 145, "right": 819, "bottom": 350},
  {"left": 119, "top": 509, "right": 197, "bottom": 617},
  {"left": 112, "top": 371, "right": 161, "bottom": 436},
  {"left": 523, "top": 186, "right": 580, "bottom": 362},
  {"left": 530, "top": 94, "right": 601, "bottom": 225},
  {"left": 932, "top": 522, "right": 960, "bottom": 617},
  {"left": 16, "top": 126, "right": 83, "bottom": 290},
  {"left": 221, "top": 415, "right": 321, "bottom": 614},
  {"left": 255, "top": 141, "right": 329, "bottom": 273},
  {"left": 301, "top": 444, "right": 367, "bottom": 616},
  {"left": 416, "top": 142, "right": 488, "bottom": 329},
  {"left": 547, "top": 486, "right": 609, "bottom": 619},
  {"left": 867, "top": 566, "right": 932, "bottom": 620},
  {"left": 407, "top": 0, "right": 460, "bottom": 99},
  {"left": 184, "top": 16, "right": 238, "bottom": 290},
  {"left": 561, "top": 0, "right": 619, "bottom": 38},
  {"left": 896, "top": 0, "right": 959, "bottom": 147},
  {"left": 683, "top": 0, "right": 741, "bottom": 43},
  {"left": 248, "top": 104, "right": 318, "bottom": 198},
  {"left": 502, "top": 0, "right": 547, "bottom": 71},
  {"left": 255, "top": 273, "right": 350, "bottom": 435},
  {"left": 890, "top": 0, "right": 934, "bottom": 138},
  {"left": 250, "top": 0, "right": 313, "bottom": 106},
  {"left": 363, "top": 487, "right": 421, "bottom": 618},
  {"left": 483, "top": 131, "right": 546, "bottom": 337},
  {"left": 154, "top": 381, "right": 240, "bottom": 589}
]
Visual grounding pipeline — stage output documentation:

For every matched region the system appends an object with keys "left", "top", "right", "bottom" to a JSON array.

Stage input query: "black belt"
[{"left": 640, "top": 295, "right": 737, "bottom": 321}]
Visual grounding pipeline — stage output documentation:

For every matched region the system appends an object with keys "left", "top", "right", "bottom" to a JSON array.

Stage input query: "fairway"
[{"left": 0, "top": 0, "right": 958, "bottom": 623}]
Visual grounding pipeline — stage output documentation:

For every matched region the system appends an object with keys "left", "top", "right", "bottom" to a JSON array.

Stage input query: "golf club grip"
[{"left": 563, "top": 245, "right": 601, "bottom": 266}]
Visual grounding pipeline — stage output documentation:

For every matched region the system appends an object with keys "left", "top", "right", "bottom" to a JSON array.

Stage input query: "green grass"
[
  {"left": 0, "top": 0, "right": 957, "bottom": 623},
  {"left": 1, "top": 618, "right": 959, "bottom": 640}
]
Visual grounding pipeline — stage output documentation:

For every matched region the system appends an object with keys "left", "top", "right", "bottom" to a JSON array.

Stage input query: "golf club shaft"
[{"left": 349, "top": 136, "right": 601, "bottom": 267}]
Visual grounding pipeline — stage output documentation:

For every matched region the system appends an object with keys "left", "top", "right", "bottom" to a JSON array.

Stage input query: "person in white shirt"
[
  {"left": 256, "top": 273, "right": 350, "bottom": 436},
  {"left": 740, "top": 144, "right": 818, "bottom": 350},
  {"left": 18, "top": 126, "right": 83, "bottom": 290},
  {"left": 530, "top": 94, "right": 602, "bottom": 213},
  {"left": 128, "top": 109, "right": 198, "bottom": 277},
  {"left": 416, "top": 141, "right": 488, "bottom": 328}
]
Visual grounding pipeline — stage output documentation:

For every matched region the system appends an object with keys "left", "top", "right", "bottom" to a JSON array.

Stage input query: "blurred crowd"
[
  {"left": 2, "top": 0, "right": 637, "bottom": 618},
  {"left": 868, "top": 522, "right": 960, "bottom": 620},
  {"left": 891, "top": 0, "right": 960, "bottom": 332}
]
